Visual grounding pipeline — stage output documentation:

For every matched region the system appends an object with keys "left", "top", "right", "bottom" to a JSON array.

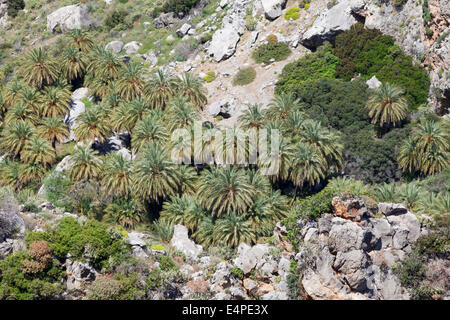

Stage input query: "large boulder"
[
  {"left": 208, "top": 0, "right": 253, "bottom": 62},
  {"left": 66, "top": 260, "right": 97, "bottom": 291},
  {"left": 0, "top": 208, "right": 25, "bottom": 242},
  {"left": 301, "top": 0, "right": 365, "bottom": 48},
  {"left": 233, "top": 243, "right": 271, "bottom": 274},
  {"left": 153, "top": 12, "right": 177, "bottom": 29},
  {"left": 261, "top": 0, "right": 287, "bottom": 20},
  {"left": 331, "top": 196, "right": 372, "bottom": 222},
  {"left": 47, "top": 4, "right": 94, "bottom": 33},
  {"left": 123, "top": 41, "right": 142, "bottom": 55},
  {"left": 105, "top": 41, "right": 124, "bottom": 53},
  {"left": 208, "top": 25, "right": 241, "bottom": 62},
  {"left": 0, "top": 0, "right": 8, "bottom": 28},
  {"left": 176, "top": 23, "right": 191, "bottom": 37},
  {"left": 170, "top": 225, "right": 202, "bottom": 260}
]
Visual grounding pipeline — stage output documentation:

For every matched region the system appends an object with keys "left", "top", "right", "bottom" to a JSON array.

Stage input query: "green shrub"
[
  {"left": 0, "top": 243, "right": 63, "bottom": 300},
  {"left": 104, "top": 10, "right": 130, "bottom": 30},
  {"left": 277, "top": 77, "right": 407, "bottom": 183},
  {"left": 333, "top": 23, "right": 430, "bottom": 108},
  {"left": 6, "top": 0, "right": 25, "bottom": 18},
  {"left": 285, "top": 8, "right": 300, "bottom": 20},
  {"left": 252, "top": 42, "right": 291, "bottom": 65},
  {"left": 233, "top": 67, "right": 256, "bottom": 86},
  {"left": 230, "top": 267, "right": 244, "bottom": 280},
  {"left": 203, "top": 71, "right": 216, "bottom": 83},
  {"left": 276, "top": 42, "right": 338, "bottom": 94},
  {"left": 86, "top": 272, "right": 151, "bottom": 300},
  {"left": 159, "top": 256, "right": 178, "bottom": 271},
  {"left": 25, "top": 217, "right": 128, "bottom": 270}
]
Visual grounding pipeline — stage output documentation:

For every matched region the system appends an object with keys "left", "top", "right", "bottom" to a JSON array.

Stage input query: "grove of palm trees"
[{"left": 0, "top": 0, "right": 448, "bottom": 303}]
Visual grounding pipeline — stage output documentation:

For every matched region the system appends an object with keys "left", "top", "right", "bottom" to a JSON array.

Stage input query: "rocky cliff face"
[
  {"left": 299, "top": 0, "right": 449, "bottom": 113},
  {"left": 1, "top": 195, "right": 434, "bottom": 300}
]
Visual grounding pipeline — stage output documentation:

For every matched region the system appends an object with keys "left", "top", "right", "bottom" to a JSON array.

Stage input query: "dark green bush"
[
  {"left": 277, "top": 78, "right": 408, "bottom": 183},
  {"left": 159, "top": 256, "right": 178, "bottom": 272},
  {"left": 104, "top": 10, "right": 130, "bottom": 30},
  {"left": 25, "top": 217, "right": 128, "bottom": 270},
  {"left": 159, "top": 0, "right": 198, "bottom": 15},
  {"left": 276, "top": 42, "right": 338, "bottom": 95},
  {"left": 333, "top": 23, "right": 430, "bottom": 109},
  {"left": 6, "top": 0, "right": 25, "bottom": 18},
  {"left": 233, "top": 67, "right": 256, "bottom": 86},
  {"left": 0, "top": 247, "right": 63, "bottom": 300},
  {"left": 252, "top": 42, "right": 291, "bottom": 65}
]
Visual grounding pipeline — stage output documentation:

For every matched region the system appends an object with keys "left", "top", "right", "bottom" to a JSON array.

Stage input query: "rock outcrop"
[
  {"left": 301, "top": 0, "right": 365, "bottom": 48},
  {"left": 293, "top": 197, "right": 424, "bottom": 300},
  {"left": 170, "top": 225, "right": 203, "bottom": 260},
  {"left": 105, "top": 41, "right": 124, "bottom": 53},
  {"left": 208, "top": 0, "right": 254, "bottom": 61},
  {"left": 261, "top": 0, "right": 287, "bottom": 20},
  {"left": 47, "top": 4, "right": 94, "bottom": 33}
]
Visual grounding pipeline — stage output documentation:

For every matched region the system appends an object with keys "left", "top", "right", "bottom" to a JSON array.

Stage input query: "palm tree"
[
  {"left": 196, "top": 166, "right": 256, "bottom": 216},
  {"left": 61, "top": 47, "right": 87, "bottom": 82},
  {"left": 18, "top": 162, "right": 47, "bottom": 186},
  {"left": 398, "top": 137, "right": 418, "bottom": 174},
  {"left": 2, "top": 79, "right": 24, "bottom": 107},
  {"left": 247, "top": 169, "right": 271, "bottom": 195},
  {"left": 131, "top": 115, "right": 168, "bottom": 153},
  {"left": 258, "top": 135, "right": 293, "bottom": 182},
  {"left": 167, "top": 96, "right": 199, "bottom": 131},
  {"left": 299, "top": 119, "right": 343, "bottom": 170},
  {"left": 38, "top": 86, "right": 71, "bottom": 118},
  {"left": 21, "top": 136, "right": 56, "bottom": 166},
  {"left": 177, "top": 165, "right": 197, "bottom": 195},
  {"left": 17, "top": 85, "right": 40, "bottom": 115},
  {"left": 19, "top": 48, "right": 59, "bottom": 88},
  {"left": 399, "top": 120, "right": 449, "bottom": 175},
  {"left": 131, "top": 142, "right": 181, "bottom": 203},
  {"left": 366, "top": 82, "right": 408, "bottom": 128},
  {"left": 112, "top": 98, "right": 150, "bottom": 133},
  {"left": 4, "top": 103, "right": 38, "bottom": 124},
  {"left": 160, "top": 196, "right": 191, "bottom": 226},
  {"left": 101, "top": 153, "right": 132, "bottom": 197},
  {"left": 282, "top": 111, "right": 305, "bottom": 137},
  {"left": 179, "top": 72, "right": 207, "bottom": 109},
  {"left": 87, "top": 46, "right": 122, "bottom": 80},
  {"left": 75, "top": 107, "right": 112, "bottom": 144},
  {"left": 213, "top": 213, "right": 256, "bottom": 247},
  {"left": 266, "top": 189, "right": 289, "bottom": 221},
  {"left": 289, "top": 143, "right": 326, "bottom": 195},
  {"left": 398, "top": 183, "right": 421, "bottom": 212},
  {"left": 193, "top": 216, "right": 215, "bottom": 246},
  {"left": 244, "top": 196, "right": 272, "bottom": 234},
  {"left": 0, "top": 160, "right": 26, "bottom": 190},
  {"left": 69, "top": 145, "right": 102, "bottom": 181},
  {"left": 68, "top": 29, "right": 94, "bottom": 52},
  {"left": 239, "top": 103, "right": 266, "bottom": 130},
  {"left": 266, "top": 92, "right": 302, "bottom": 121},
  {"left": 104, "top": 197, "right": 144, "bottom": 229},
  {"left": 84, "top": 74, "right": 114, "bottom": 100},
  {"left": 375, "top": 183, "right": 398, "bottom": 202},
  {"left": 116, "top": 61, "right": 146, "bottom": 101},
  {"left": 1, "top": 121, "right": 35, "bottom": 157},
  {"left": 37, "top": 117, "right": 69, "bottom": 149},
  {"left": 145, "top": 69, "right": 178, "bottom": 109},
  {"left": 149, "top": 220, "right": 174, "bottom": 243}
]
